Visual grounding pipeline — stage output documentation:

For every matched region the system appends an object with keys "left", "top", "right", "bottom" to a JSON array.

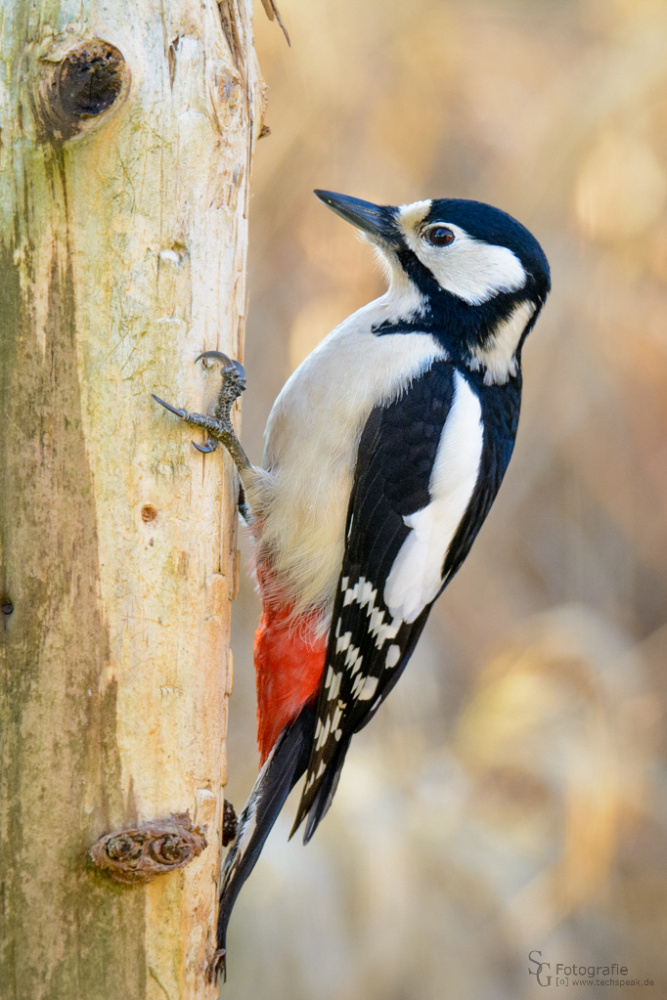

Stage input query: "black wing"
[{"left": 292, "top": 361, "right": 521, "bottom": 842}]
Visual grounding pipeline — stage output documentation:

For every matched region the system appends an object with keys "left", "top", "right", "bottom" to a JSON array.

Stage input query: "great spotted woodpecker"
[{"left": 154, "top": 190, "right": 550, "bottom": 978}]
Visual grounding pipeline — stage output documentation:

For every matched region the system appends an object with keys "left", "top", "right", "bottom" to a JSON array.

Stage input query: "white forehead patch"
[
  {"left": 397, "top": 200, "right": 432, "bottom": 231},
  {"left": 397, "top": 203, "right": 526, "bottom": 305},
  {"left": 470, "top": 300, "right": 536, "bottom": 385}
]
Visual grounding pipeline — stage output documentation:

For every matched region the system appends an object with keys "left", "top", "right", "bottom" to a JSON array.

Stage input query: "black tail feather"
[
  {"left": 288, "top": 736, "right": 352, "bottom": 845},
  {"left": 302, "top": 738, "right": 351, "bottom": 844},
  {"left": 214, "top": 701, "right": 316, "bottom": 981}
]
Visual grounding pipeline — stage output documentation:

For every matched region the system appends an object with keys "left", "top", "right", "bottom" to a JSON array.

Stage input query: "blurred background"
[{"left": 223, "top": 1, "right": 667, "bottom": 997}]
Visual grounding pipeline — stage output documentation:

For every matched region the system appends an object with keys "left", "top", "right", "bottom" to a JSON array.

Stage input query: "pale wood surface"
[{"left": 0, "top": 1, "right": 263, "bottom": 996}]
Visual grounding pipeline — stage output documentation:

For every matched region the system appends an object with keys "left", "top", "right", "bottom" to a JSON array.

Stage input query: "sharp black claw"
[
  {"left": 207, "top": 949, "right": 227, "bottom": 985},
  {"left": 196, "top": 350, "right": 234, "bottom": 367},
  {"left": 152, "top": 394, "right": 186, "bottom": 418},
  {"left": 231, "top": 360, "right": 246, "bottom": 383},
  {"left": 193, "top": 439, "right": 218, "bottom": 454},
  {"left": 195, "top": 351, "right": 246, "bottom": 386}
]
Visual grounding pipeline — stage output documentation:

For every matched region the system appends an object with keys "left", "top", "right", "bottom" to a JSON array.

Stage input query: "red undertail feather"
[{"left": 254, "top": 598, "right": 326, "bottom": 765}]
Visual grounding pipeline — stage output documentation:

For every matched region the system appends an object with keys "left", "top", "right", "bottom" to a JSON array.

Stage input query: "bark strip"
[{"left": 0, "top": 1, "right": 263, "bottom": 997}]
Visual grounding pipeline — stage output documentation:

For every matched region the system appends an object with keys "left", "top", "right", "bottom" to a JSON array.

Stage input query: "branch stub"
[{"left": 90, "top": 811, "right": 207, "bottom": 884}]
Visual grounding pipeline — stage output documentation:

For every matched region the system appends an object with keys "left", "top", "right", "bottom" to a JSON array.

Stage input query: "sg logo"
[{"left": 528, "top": 950, "right": 552, "bottom": 987}]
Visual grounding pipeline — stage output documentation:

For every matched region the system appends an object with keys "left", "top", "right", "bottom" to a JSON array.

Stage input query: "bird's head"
[{"left": 315, "top": 190, "right": 550, "bottom": 384}]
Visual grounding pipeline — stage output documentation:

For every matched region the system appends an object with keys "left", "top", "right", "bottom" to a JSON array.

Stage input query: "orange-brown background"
[{"left": 224, "top": 2, "right": 667, "bottom": 996}]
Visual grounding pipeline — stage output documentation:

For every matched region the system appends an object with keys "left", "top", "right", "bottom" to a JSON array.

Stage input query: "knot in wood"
[
  {"left": 141, "top": 503, "right": 158, "bottom": 522},
  {"left": 106, "top": 833, "right": 144, "bottom": 862},
  {"left": 149, "top": 833, "right": 187, "bottom": 864},
  {"left": 34, "top": 39, "right": 130, "bottom": 143},
  {"left": 90, "top": 811, "right": 207, "bottom": 884}
]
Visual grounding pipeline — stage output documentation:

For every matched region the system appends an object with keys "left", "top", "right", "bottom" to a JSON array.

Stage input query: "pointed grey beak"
[{"left": 314, "top": 190, "right": 397, "bottom": 243}]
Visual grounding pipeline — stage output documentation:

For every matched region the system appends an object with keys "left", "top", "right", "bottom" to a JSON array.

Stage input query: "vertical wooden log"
[{"left": 0, "top": 1, "right": 263, "bottom": 997}]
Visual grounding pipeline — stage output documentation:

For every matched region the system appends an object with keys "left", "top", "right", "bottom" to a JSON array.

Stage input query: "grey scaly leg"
[{"left": 153, "top": 351, "right": 250, "bottom": 475}]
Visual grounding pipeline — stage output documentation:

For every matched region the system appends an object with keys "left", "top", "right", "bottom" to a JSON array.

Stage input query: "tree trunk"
[{"left": 0, "top": 2, "right": 262, "bottom": 997}]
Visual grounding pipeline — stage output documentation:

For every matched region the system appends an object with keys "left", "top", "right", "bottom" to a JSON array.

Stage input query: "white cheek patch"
[
  {"left": 383, "top": 371, "right": 483, "bottom": 623},
  {"left": 400, "top": 218, "right": 526, "bottom": 305},
  {"left": 471, "top": 300, "right": 536, "bottom": 385}
]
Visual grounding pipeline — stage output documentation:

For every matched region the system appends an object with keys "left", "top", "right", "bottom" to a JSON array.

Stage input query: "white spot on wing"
[
  {"left": 340, "top": 575, "right": 403, "bottom": 650},
  {"left": 383, "top": 371, "right": 484, "bottom": 622},
  {"left": 349, "top": 669, "right": 378, "bottom": 702},
  {"left": 336, "top": 630, "right": 352, "bottom": 653},
  {"left": 315, "top": 715, "right": 331, "bottom": 750},
  {"left": 357, "top": 676, "right": 379, "bottom": 701},
  {"left": 343, "top": 576, "right": 378, "bottom": 609},
  {"left": 328, "top": 671, "right": 342, "bottom": 700},
  {"left": 371, "top": 615, "right": 401, "bottom": 647},
  {"left": 344, "top": 644, "right": 363, "bottom": 674},
  {"left": 386, "top": 644, "right": 401, "bottom": 668},
  {"left": 350, "top": 672, "right": 368, "bottom": 699},
  {"left": 330, "top": 700, "right": 344, "bottom": 731}
]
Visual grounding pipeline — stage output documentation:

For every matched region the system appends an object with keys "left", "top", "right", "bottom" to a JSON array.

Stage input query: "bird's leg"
[{"left": 152, "top": 351, "right": 251, "bottom": 477}]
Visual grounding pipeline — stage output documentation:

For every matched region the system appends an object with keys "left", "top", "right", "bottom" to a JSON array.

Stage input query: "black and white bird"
[{"left": 154, "top": 190, "right": 550, "bottom": 978}]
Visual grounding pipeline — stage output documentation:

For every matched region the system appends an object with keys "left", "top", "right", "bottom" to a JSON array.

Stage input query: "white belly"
[{"left": 257, "top": 295, "right": 446, "bottom": 622}]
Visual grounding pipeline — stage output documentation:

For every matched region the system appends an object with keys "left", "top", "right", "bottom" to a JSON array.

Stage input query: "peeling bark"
[{"left": 0, "top": 1, "right": 262, "bottom": 997}]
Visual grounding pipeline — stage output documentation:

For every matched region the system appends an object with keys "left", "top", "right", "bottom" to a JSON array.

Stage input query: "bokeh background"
[{"left": 223, "top": 1, "right": 667, "bottom": 997}]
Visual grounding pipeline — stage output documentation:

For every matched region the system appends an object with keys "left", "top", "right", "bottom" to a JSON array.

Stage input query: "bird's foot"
[
  {"left": 207, "top": 948, "right": 226, "bottom": 985},
  {"left": 222, "top": 799, "right": 239, "bottom": 847},
  {"left": 152, "top": 352, "right": 250, "bottom": 472}
]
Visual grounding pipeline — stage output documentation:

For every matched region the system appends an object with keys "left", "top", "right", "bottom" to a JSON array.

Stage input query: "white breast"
[
  {"left": 258, "top": 293, "right": 447, "bottom": 622},
  {"left": 383, "top": 371, "right": 484, "bottom": 623}
]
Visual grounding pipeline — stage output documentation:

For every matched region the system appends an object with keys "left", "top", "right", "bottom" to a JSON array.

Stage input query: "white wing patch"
[{"left": 383, "top": 372, "right": 484, "bottom": 623}]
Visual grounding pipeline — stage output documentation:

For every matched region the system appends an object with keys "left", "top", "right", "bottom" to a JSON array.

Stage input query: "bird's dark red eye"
[{"left": 424, "top": 225, "right": 455, "bottom": 247}]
